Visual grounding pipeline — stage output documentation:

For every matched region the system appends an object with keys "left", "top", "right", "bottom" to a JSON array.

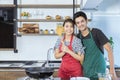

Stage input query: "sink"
[{"left": 48, "top": 60, "right": 61, "bottom": 69}]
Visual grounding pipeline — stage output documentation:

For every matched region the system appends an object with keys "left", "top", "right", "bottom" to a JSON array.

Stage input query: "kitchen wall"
[
  {"left": 0, "top": 0, "right": 120, "bottom": 66},
  {"left": 0, "top": 0, "right": 77, "bottom": 61},
  {"left": 87, "top": 0, "right": 120, "bottom": 66}
]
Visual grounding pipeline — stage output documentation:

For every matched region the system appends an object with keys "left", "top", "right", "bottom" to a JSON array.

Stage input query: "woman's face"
[
  {"left": 75, "top": 16, "right": 88, "bottom": 32},
  {"left": 64, "top": 22, "right": 74, "bottom": 36}
]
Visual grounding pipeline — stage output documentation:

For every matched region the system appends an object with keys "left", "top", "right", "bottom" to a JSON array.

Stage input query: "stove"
[{"left": 17, "top": 76, "right": 60, "bottom": 80}]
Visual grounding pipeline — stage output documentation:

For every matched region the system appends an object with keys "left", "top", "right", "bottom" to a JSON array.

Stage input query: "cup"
[
  {"left": 98, "top": 73, "right": 106, "bottom": 80},
  {"left": 98, "top": 73, "right": 111, "bottom": 80}
]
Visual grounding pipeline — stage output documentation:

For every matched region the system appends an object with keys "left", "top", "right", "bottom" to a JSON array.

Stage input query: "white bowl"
[{"left": 70, "top": 77, "right": 90, "bottom": 80}]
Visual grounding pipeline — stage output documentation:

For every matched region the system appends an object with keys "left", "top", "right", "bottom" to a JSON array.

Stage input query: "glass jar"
[
  {"left": 56, "top": 23, "right": 64, "bottom": 36},
  {"left": 40, "top": 29, "right": 43, "bottom": 34},
  {"left": 50, "top": 29, "right": 55, "bottom": 34},
  {"left": 43, "top": 29, "right": 49, "bottom": 34}
]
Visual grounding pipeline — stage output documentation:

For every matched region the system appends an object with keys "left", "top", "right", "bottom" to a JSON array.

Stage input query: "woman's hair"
[
  {"left": 73, "top": 11, "right": 87, "bottom": 21},
  {"left": 63, "top": 19, "right": 74, "bottom": 28}
]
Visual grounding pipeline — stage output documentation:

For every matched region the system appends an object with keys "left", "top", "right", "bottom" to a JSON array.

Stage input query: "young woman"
[{"left": 54, "top": 19, "right": 85, "bottom": 80}]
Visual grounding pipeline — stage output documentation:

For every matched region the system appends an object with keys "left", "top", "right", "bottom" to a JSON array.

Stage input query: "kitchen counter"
[
  {"left": 0, "top": 61, "right": 37, "bottom": 69},
  {"left": 0, "top": 60, "right": 61, "bottom": 69},
  {"left": 0, "top": 60, "right": 61, "bottom": 80}
]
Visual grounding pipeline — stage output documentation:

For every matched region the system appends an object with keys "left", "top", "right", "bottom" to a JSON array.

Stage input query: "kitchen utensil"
[
  {"left": 24, "top": 48, "right": 54, "bottom": 79},
  {"left": 25, "top": 67, "right": 54, "bottom": 79}
]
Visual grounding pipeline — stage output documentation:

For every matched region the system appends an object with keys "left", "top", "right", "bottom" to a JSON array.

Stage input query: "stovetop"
[{"left": 17, "top": 76, "right": 60, "bottom": 80}]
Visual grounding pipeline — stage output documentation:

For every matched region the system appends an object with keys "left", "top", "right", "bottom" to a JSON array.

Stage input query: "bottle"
[{"left": 106, "top": 68, "right": 112, "bottom": 80}]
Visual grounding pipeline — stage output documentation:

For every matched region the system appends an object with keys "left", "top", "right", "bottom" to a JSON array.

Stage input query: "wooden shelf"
[
  {"left": 17, "top": 19, "right": 65, "bottom": 22},
  {"left": 0, "top": 48, "right": 14, "bottom": 51},
  {"left": 18, "top": 33, "right": 57, "bottom": 36},
  {"left": 17, "top": 4, "right": 80, "bottom": 8},
  {"left": 0, "top": 4, "right": 15, "bottom": 7},
  {"left": 17, "top": 19, "right": 91, "bottom": 22}
]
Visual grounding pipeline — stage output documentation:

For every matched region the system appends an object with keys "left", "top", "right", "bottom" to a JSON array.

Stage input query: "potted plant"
[{"left": 109, "top": 37, "right": 114, "bottom": 49}]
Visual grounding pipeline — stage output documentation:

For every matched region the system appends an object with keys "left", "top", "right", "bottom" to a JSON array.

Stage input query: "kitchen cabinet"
[
  {"left": 0, "top": 0, "right": 17, "bottom": 53},
  {"left": 0, "top": 68, "right": 26, "bottom": 80},
  {"left": 16, "top": 0, "right": 80, "bottom": 36}
]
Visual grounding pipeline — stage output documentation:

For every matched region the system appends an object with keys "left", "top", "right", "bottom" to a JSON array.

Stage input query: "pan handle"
[{"left": 41, "top": 61, "right": 47, "bottom": 67}]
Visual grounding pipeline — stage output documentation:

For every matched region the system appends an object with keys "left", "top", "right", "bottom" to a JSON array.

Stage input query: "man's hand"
[{"left": 110, "top": 70, "right": 118, "bottom": 80}]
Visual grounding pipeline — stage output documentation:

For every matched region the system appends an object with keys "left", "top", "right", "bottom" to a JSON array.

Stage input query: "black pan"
[{"left": 25, "top": 67, "right": 54, "bottom": 79}]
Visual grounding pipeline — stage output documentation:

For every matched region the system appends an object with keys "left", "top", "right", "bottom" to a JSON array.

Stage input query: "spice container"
[
  {"left": 40, "top": 29, "right": 43, "bottom": 34},
  {"left": 43, "top": 29, "right": 49, "bottom": 34},
  {"left": 50, "top": 29, "right": 55, "bottom": 34}
]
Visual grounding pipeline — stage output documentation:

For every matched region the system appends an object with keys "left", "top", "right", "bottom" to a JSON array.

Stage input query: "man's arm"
[{"left": 103, "top": 42, "right": 118, "bottom": 80}]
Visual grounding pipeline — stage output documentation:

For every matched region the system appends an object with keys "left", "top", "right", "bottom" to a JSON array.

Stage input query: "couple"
[{"left": 54, "top": 11, "right": 118, "bottom": 80}]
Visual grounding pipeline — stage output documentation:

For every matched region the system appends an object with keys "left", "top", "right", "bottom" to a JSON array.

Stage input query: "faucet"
[{"left": 46, "top": 48, "right": 54, "bottom": 67}]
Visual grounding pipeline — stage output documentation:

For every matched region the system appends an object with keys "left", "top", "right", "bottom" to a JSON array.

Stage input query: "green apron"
[{"left": 80, "top": 29, "right": 106, "bottom": 80}]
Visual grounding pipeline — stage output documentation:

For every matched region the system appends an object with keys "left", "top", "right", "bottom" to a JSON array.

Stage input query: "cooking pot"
[{"left": 25, "top": 67, "right": 54, "bottom": 79}]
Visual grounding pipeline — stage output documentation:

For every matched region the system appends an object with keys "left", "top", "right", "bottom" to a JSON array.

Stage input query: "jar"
[
  {"left": 44, "top": 29, "right": 49, "bottom": 34},
  {"left": 50, "top": 29, "right": 55, "bottom": 34},
  {"left": 40, "top": 29, "right": 43, "bottom": 34},
  {"left": 56, "top": 23, "right": 64, "bottom": 36}
]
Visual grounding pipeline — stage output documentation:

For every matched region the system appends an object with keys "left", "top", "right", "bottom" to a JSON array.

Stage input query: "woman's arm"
[{"left": 61, "top": 41, "right": 84, "bottom": 64}]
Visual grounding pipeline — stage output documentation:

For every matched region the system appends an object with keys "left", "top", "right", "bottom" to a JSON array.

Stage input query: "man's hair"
[{"left": 73, "top": 11, "right": 87, "bottom": 21}]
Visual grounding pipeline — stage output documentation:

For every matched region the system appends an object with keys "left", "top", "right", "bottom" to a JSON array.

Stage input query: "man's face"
[{"left": 75, "top": 16, "right": 88, "bottom": 32}]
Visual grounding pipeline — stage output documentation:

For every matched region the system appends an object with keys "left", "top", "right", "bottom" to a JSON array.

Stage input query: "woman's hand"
[{"left": 61, "top": 41, "right": 70, "bottom": 53}]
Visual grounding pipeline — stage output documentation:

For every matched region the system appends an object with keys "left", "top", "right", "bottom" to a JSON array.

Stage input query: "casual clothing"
[
  {"left": 54, "top": 36, "right": 85, "bottom": 54},
  {"left": 77, "top": 28, "right": 109, "bottom": 54},
  {"left": 54, "top": 35, "right": 84, "bottom": 79},
  {"left": 77, "top": 28, "right": 108, "bottom": 80}
]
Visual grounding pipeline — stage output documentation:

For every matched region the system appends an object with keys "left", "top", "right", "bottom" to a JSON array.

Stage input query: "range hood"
[{"left": 80, "top": 0, "right": 103, "bottom": 10}]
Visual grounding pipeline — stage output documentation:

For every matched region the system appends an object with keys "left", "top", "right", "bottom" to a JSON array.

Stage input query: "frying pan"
[
  {"left": 25, "top": 48, "right": 54, "bottom": 79},
  {"left": 24, "top": 61, "right": 54, "bottom": 79},
  {"left": 25, "top": 67, "right": 54, "bottom": 79}
]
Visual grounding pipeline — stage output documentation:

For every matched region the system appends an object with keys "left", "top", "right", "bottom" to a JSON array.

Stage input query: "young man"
[{"left": 74, "top": 11, "right": 118, "bottom": 80}]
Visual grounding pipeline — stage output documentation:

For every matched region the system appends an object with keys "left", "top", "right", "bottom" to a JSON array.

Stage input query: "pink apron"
[{"left": 58, "top": 35, "right": 83, "bottom": 80}]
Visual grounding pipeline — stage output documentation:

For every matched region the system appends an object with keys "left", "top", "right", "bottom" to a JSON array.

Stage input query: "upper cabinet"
[
  {"left": 0, "top": 0, "right": 15, "bottom": 7},
  {"left": 80, "top": 0, "right": 103, "bottom": 10}
]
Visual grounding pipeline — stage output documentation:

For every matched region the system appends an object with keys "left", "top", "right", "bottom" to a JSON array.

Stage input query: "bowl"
[{"left": 70, "top": 77, "right": 90, "bottom": 80}]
